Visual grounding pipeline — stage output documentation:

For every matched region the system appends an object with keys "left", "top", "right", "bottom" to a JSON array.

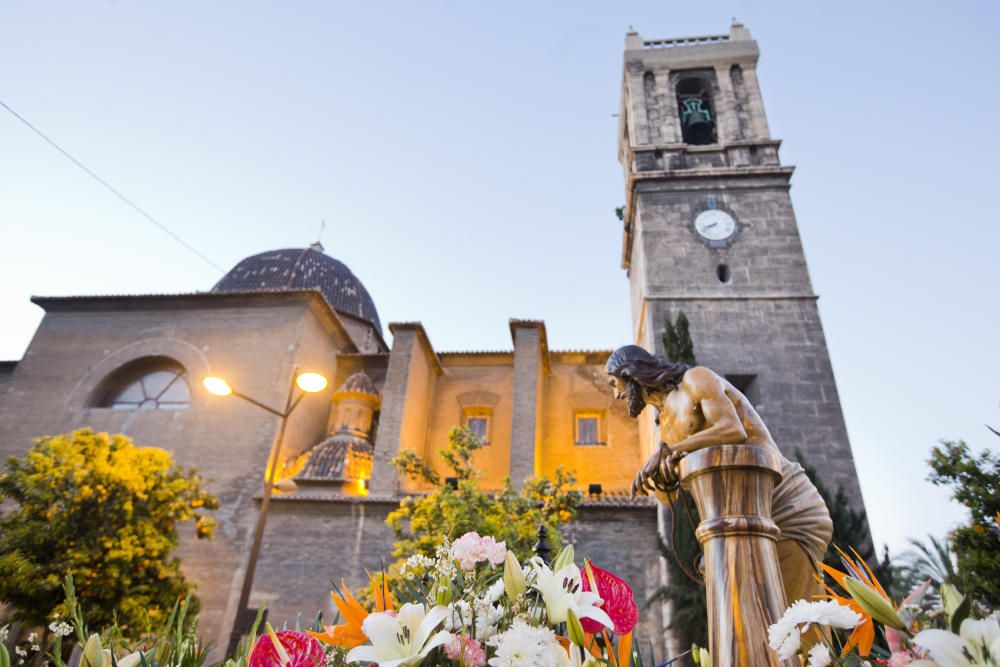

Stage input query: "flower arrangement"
[
  {"left": 248, "top": 531, "right": 641, "bottom": 667},
  {"left": 769, "top": 547, "right": 1000, "bottom": 666}
]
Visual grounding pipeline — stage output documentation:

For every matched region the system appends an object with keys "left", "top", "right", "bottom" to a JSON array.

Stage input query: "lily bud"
[
  {"left": 566, "top": 609, "right": 586, "bottom": 647},
  {"left": 552, "top": 544, "right": 575, "bottom": 572},
  {"left": 117, "top": 651, "right": 145, "bottom": 667},
  {"left": 842, "top": 576, "right": 905, "bottom": 630},
  {"left": 503, "top": 551, "right": 526, "bottom": 599},
  {"left": 82, "top": 633, "right": 103, "bottom": 667},
  {"left": 1, "top": 643, "right": 11, "bottom": 667},
  {"left": 436, "top": 584, "right": 452, "bottom": 606}
]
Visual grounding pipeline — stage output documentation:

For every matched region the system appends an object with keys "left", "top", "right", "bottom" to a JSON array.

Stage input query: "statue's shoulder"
[{"left": 681, "top": 366, "right": 725, "bottom": 393}]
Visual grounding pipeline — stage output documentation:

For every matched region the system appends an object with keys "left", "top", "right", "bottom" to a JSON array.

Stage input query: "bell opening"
[{"left": 676, "top": 77, "right": 717, "bottom": 145}]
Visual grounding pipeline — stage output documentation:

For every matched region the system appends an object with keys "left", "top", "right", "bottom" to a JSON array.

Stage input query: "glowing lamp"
[
  {"left": 295, "top": 372, "right": 328, "bottom": 393},
  {"left": 203, "top": 376, "right": 233, "bottom": 397}
]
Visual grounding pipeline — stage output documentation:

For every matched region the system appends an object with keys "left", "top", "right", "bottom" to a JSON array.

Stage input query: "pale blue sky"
[{"left": 1, "top": 1, "right": 997, "bottom": 555}]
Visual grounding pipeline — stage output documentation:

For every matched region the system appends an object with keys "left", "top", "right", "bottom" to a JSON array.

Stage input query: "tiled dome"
[
  {"left": 337, "top": 371, "right": 377, "bottom": 396},
  {"left": 212, "top": 244, "right": 381, "bottom": 333},
  {"left": 295, "top": 437, "right": 373, "bottom": 483}
]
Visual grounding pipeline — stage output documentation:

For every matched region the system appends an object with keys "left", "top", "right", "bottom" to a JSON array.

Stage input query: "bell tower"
[{"left": 618, "top": 22, "right": 867, "bottom": 510}]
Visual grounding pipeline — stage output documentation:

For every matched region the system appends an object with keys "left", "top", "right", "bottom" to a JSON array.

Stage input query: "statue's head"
[{"left": 605, "top": 345, "right": 690, "bottom": 418}]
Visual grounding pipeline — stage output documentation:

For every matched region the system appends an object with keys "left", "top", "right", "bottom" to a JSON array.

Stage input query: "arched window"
[
  {"left": 96, "top": 356, "right": 191, "bottom": 410},
  {"left": 676, "top": 77, "right": 717, "bottom": 145}
]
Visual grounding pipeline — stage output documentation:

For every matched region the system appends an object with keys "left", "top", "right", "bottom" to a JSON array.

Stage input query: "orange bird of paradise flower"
[
  {"left": 308, "top": 574, "right": 394, "bottom": 649},
  {"left": 816, "top": 546, "right": 891, "bottom": 657}
]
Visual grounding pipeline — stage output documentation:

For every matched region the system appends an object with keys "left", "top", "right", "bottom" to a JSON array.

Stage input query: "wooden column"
[{"left": 678, "top": 446, "right": 795, "bottom": 667}]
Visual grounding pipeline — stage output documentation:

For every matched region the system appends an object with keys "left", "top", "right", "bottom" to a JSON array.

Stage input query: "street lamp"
[{"left": 203, "top": 367, "right": 328, "bottom": 655}]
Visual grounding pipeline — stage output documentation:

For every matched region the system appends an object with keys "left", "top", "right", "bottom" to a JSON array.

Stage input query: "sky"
[{"left": 1, "top": 1, "right": 998, "bottom": 556}]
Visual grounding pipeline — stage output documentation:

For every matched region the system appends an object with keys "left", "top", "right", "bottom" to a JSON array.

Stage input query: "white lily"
[
  {"left": 346, "top": 602, "right": 452, "bottom": 667},
  {"left": 911, "top": 616, "right": 1000, "bottom": 666},
  {"left": 530, "top": 560, "right": 614, "bottom": 631}
]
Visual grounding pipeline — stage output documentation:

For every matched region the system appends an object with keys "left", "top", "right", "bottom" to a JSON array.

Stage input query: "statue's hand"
[
  {"left": 631, "top": 447, "right": 673, "bottom": 497},
  {"left": 660, "top": 450, "right": 686, "bottom": 485}
]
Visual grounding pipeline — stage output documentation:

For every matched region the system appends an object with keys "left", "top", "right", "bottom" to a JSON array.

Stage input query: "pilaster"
[
  {"left": 508, "top": 319, "right": 549, "bottom": 487},
  {"left": 714, "top": 64, "right": 740, "bottom": 145},
  {"left": 740, "top": 65, "right": 771, "bottom": 140},
  {"left": 371, "top": 322, "right": 441, "bottom": 494}
]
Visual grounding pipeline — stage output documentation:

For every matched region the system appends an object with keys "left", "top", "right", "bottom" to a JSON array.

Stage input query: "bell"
[{"left": 680, "top": 97, "right": 714, "bottom": 144}]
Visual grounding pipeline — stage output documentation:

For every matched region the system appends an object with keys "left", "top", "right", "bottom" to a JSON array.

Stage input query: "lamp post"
[{"left": 203, "top": 367, "right": 329, "bottom": 655}]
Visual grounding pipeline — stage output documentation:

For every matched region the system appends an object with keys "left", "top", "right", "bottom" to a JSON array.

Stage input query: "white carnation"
[
  {"left": 769, "top": 600, "right": 860, "bottom": 659},
  {"left": 488, "top": 620, "right": 569, "bottom": 667},
  {"left": 807, "top": 643, "right": 832, "bottom": 667}
]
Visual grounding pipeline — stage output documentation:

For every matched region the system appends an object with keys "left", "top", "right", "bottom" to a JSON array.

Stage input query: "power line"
[{"left": 0, "top": 98, "right": 225, "bottom": 272}]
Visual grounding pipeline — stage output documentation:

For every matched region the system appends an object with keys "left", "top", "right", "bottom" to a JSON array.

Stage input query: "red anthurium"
[
  {"left": 249, "top": 630, "right": 325, "bottom": 667},
  {"left": 580, "top": 560, "right": 638, "bottom": 636}
]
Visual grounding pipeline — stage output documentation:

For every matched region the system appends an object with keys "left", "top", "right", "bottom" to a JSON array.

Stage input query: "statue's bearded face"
[{"left": 609, "top": 375, "right": 647, "bottom": 418}]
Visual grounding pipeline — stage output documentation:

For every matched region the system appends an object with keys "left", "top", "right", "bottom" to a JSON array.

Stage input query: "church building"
[{"left": 0, "top": 22, "right": 865, "bottom": 658}]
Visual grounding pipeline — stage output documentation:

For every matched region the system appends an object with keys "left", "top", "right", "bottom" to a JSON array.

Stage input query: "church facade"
[{"left": 0, "top": 23, "right": 865, "bottom": 658}]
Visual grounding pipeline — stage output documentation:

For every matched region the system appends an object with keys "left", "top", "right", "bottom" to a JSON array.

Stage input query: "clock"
[{"left": 694, "top": 210, "right": 737, "bottom": 241}]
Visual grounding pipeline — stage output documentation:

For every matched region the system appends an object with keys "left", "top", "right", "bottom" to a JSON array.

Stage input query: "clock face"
[{"left": 694, "top": 210, "right": 737, "bottom": 241}]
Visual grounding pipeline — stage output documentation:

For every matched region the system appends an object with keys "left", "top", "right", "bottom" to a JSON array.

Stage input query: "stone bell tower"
[{"left": 617, "top": 22, "right": 867, "bottom": 512}]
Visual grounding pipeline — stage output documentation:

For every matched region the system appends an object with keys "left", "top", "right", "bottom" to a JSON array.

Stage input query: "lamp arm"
[
  {"left": 231, "top": 391, "right": 285, "bottom": 418},
  {"left": 284, "top": 392, "right": 305, "bottom": 418}
]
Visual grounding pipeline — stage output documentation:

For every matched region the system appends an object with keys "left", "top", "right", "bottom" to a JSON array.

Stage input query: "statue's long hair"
[{"left": 606, "top": 345, "right": 690, "bottom": 393}]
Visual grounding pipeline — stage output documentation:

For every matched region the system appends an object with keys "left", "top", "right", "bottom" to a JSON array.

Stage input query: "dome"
[
  {"left": 212, "top": 244, "right": 381, "bottom": 333},
  {"left": 295, "top": 437, "right": 373, "bottom": 484},
  {"left": 336, "top": 371, "right": 378, "bottom": 396}
]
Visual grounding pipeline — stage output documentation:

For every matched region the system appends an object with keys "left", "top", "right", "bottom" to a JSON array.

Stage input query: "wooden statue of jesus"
[{"left": 606, "top": 345, "right": 833, "bottom": 605}]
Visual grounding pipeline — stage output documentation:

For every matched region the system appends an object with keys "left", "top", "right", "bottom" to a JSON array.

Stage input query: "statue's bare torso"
[
  {"left": 658, "top": 367, "right": 778, "bottom": 455},
  {"left": 613, "top": 366, "right": 782, "bottom": 496}
]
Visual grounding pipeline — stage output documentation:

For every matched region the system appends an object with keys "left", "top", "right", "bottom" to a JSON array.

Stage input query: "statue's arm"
[{"left": 669, "top": 369, "right": 748, "bottom": 454}]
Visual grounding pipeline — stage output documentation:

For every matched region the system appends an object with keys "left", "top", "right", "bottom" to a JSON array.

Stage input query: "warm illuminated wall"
[
  {"left": 391, "top": 345, "right": 643, "bottom": 494},
  {"left": 397, "top": 353, "right": 513, "bottom": 493},
  {"left": 539, "top": 352, "right": 643, "bottom": 493}
]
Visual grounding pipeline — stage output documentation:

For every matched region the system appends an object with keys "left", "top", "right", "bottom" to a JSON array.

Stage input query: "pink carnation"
[
  {"left": 450, "top": 532, "right": 507, "bottom": 571},
  {"left": 445, "top": 635, "right": 487, "bottom": 667}
]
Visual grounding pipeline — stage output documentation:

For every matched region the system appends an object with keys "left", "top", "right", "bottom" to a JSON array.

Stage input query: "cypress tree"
[{"left": 661, "top": 311, "right": 696, "bottom": 365}]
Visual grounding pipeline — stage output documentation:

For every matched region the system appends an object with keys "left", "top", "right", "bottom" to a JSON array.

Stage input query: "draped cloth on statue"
[
  {"left": 772, "top": 457, "right": 834, "bottom": 604},
  {"left": 772, "top": 458, "right": 834, "bottom": 563}
]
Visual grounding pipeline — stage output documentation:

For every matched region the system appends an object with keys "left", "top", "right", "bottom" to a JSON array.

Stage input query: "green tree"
[
  {"left": 387, "top": 426, "right": 582, "bottom": 562},
  {"left": 927, "top": 439, "right": 1000, "bottom": 607},
  {"left": 894, "top": 534, "right": 959, "bottom": 602},
  {"left": 0, "top": 428, "right": 218, "bottom": 633},
  {"left": 795, "top": 450, "right": 874, "bottom": 568},
  {"left": 662, "top": 312, "right": 696, "bottom": 366}
]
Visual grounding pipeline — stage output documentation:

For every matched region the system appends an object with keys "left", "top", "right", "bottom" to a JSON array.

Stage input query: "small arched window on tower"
[
  {"left": 676, "top": 77, "right": 717, "bottom": 145},
  {"left": 95, "top": 356, "right": 191, "bottom": 410}
]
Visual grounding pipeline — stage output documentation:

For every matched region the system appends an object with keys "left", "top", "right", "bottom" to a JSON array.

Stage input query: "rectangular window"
[
  {"left": 464, "top": 407, "right": 491, "bottom": 444},
  {"left": 467, "top": 416, "right": 489, "bottom": 441},
  {"left": 575, "top": 412, "right": 605, "bottom": 446}
]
